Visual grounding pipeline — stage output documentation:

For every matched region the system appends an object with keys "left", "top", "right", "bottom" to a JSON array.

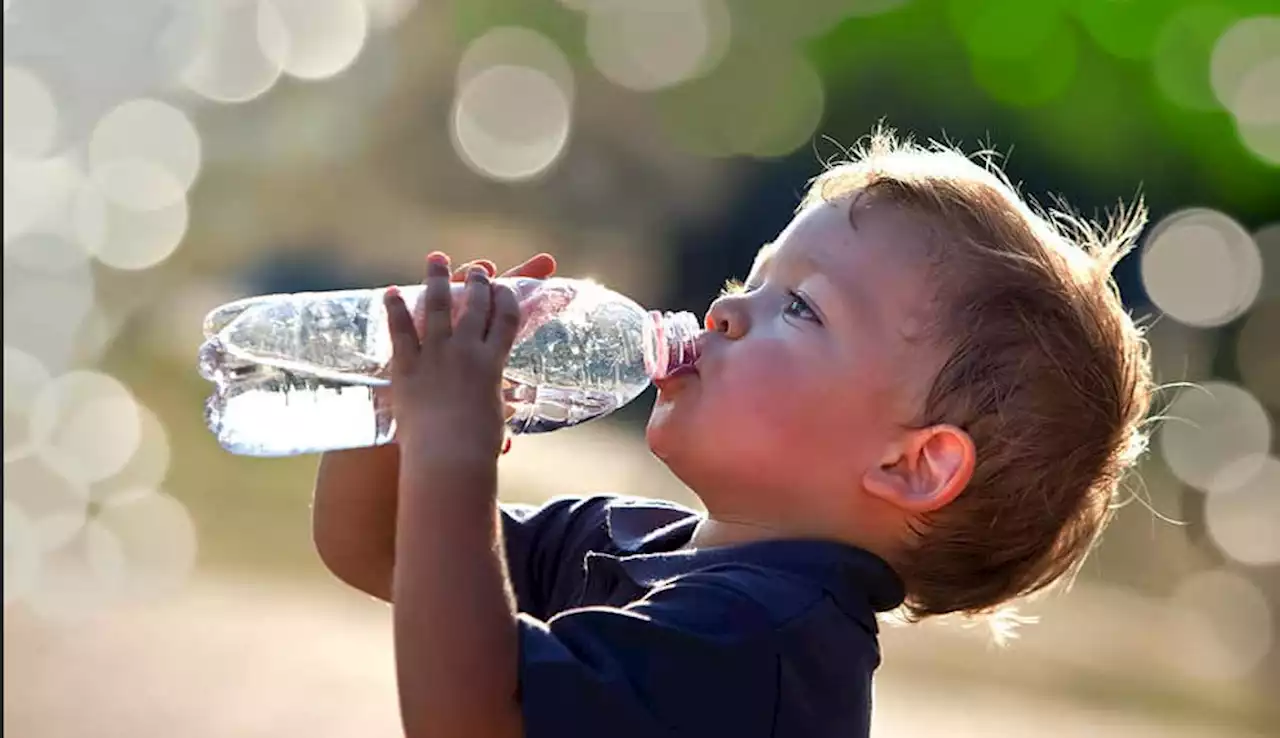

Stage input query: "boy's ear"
[{"left": 862, "top": 425, "right": 974, "bottom": 514}]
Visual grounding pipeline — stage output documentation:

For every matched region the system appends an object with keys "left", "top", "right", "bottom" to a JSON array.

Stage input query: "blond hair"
[{"left": 804, "top": 128, "right": 1154, "bottom": 627}]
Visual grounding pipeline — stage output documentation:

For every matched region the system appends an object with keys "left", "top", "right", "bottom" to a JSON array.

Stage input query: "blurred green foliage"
[{"left": 445, "top": 0, "right": 1280, "bottom": 223}]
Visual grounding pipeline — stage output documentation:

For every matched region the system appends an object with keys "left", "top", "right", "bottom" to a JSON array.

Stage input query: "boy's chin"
[{"left": 645, "top": 403, "right": 687, "bottom": 461}]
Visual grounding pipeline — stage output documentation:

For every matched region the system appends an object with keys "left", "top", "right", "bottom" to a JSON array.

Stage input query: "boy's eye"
[{"left": 783, "top": 290, "right": 820, "bottom": 323}]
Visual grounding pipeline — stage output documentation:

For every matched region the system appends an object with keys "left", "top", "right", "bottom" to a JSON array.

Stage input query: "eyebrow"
[{"left": 795, "top": 250, "right": 882, "bottom": 332}]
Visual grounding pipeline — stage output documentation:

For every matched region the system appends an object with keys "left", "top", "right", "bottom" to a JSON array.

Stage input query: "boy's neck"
[
  {"left": 683, "top": 516, "right": 793, "bottom": 550},
  {"left": 683, "top": 512, "right": 903, "bottom": 566}
]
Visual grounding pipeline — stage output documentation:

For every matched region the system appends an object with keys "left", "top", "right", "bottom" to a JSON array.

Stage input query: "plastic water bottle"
[{"left": 197, "top": 277, "right": 702, "bottom": 457}]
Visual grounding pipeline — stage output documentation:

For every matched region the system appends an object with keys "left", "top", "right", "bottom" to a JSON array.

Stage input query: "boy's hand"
[
  {"left": 450, "top": 254, "right": 557, "bottom": 455},
  {"left": 385, "top": 252, "right": 522, "bottom": 466},
  {"left": 373, "top": 253, "right": 557, "bottom": 453},
  {"left": 452, "top": 253, "right": 557, "bottom": 283}
]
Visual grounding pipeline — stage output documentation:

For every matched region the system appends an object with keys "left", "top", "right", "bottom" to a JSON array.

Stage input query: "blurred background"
[{"left": 4, "top": 0, "right": 1279, "bottom": 736}]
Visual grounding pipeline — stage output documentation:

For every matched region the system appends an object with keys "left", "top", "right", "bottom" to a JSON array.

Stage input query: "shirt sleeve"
[
  {"left": 517, "top": 570, "right": 782, "bottom": 738},
  {"left": 501, "top": 496, "right": 613, "bottom": 619}
]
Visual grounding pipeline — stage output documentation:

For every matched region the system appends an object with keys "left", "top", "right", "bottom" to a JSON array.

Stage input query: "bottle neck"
[{"left": 644, "top": 310, "right": 703, "bottom": 380}]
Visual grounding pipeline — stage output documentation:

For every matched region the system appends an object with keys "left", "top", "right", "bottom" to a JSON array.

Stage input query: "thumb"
[{"left": 384, "top": 287, "right": 420, "bottom": 377}]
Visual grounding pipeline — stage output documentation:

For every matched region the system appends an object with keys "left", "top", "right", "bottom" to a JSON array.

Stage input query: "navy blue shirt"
[{"left": 502, "top": 495, "right": 905, "bottom": 738}]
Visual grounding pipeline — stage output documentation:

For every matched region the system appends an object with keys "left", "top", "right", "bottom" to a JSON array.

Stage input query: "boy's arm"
[
  {"left": 395, "top": 457, "right": 523, "bottom": 738},
  {"left": 310, "top": 254, "right": 556, "bottom": 602},
  {"left": 387, "top": 257, "right": 523, "bottom": 738},
  {"left": 312, "top": 443, "right": 400, "bottom": 601}
]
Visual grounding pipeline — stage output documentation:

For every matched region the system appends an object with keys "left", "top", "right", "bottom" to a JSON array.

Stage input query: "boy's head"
[{"left": 647, "top": 128, "right": 1154, "bottom": 621}]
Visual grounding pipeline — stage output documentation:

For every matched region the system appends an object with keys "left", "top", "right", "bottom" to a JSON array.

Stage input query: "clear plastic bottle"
[{"left": 198, "top": 277, "right": 702, "bottom": 457}]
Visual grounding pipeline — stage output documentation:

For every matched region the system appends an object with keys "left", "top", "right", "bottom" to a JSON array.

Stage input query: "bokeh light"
[
  {"left": 1140, "top": 208, "right": 1262, "bottom": 328},
  {"left": 1167, "top": 569, "right": 1273, "bottom": 681},
  {"left": 1236, "top": 115, "right": 1280, "bottom": 166},
  {"left": 950, "top": 0, "right": 1062, "bottom": 61},
  {"left": 1153, "top": 4, "right": 1240, "bottom": 112},
  {"left": 88, "top": 98, "right": 202, "bottom": 208},
  {"left": 3, "top": 454, "right": 91, "bottom": 552},
  {"left": 23, "top": 525, "right": 121, "bottom": 621},
  {"left": 457, "top": 26, "right": 576, "bottom": 104},
  {"left": 180, "top": 0, "right": 289, "bottom": 104},
  {"left": 3, "top": 249, "right": 97, "bottom": 374},
  {"left": 3, "top": 65, "right": 59, "bottom": 159},
  {"left": 29, "top": 371, "right": 143, "bottom": 486},
  {"left": 4, "top": 155, "right": 84, "bottom": 245},
  {"left": 658, "top": 46, "right": 825, "bottom": 159},
  {"left": 969, "top": 20, "right": 1076, "bottom": 108},
  {"left": 451, "top": 64, "right": 572, "bottom": 182},
  {"left": 1205, "top": 455, "right": 1280, "bottom": 567},
  {"left": 585, "top": 0, "right": 730, "bottom": 92},
  {"left": 3, "top": 347, "right": 52, "bottom": 417},
  {"left": 89, "top": 488, "right": 198, "bottom": 600},
  {"left": 92, "top": 402, "right": 173, "bottom": 503},
  {"left": 4, "top": 345, "right": 53, "bottom": 460},
  {"left": 1212, "top": 15, "right": 1280, "bottom": 166},
  {"left": 4, "top": 232, "right": 92, "bottom": 275},
  {"left": 88, "top": 159, "right": 187, "bottom": 214},
  {"left": 72, "top": 173, "right": 190, "bottom": 270},
  {"left": 1211, "top": 16, "right": 1280, "bottom": 125},
  {"left": 261, "top": 0, "right": 368, "bottom": 81},
  {"left": 1073, "top": 0, "right": 1174, "bottom": 61},
  {"left": 1157, "top": 381, "right": 1272, "bottom": 493}
]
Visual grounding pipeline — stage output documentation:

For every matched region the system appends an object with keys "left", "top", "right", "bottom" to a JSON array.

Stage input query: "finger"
[
  {"left": 452, "top": 260, "right": 497, "bottom": 282},
  {"left": 455, "top": 267, "right": 493, "bottom": 339},
  {"left": 422, "top": 252, "right": 453, "bottom": 343},
  {"left": 383, "top": 287, "right": 420, "bottom": 376},
  {"left": 499, "top": 253, "right": 556, "bottom": 280},
  {"left": 485, "top": 283, "right": 522, "bottom": 353}
]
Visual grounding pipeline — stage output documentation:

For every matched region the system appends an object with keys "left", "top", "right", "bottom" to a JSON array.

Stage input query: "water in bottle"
[{"left": 198, "top": 277, "right": 702, "bottom": 456}]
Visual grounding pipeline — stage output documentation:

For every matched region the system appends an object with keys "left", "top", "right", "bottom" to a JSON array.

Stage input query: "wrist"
[
  {"left": 394, "top": 408, "right": 506, "bottom": 462},
  {"left": 398, "top": 452, "right": 499, "bottom": 499},
  {"left": 397, "top": 436, "right": 504, "bottom": 468}
]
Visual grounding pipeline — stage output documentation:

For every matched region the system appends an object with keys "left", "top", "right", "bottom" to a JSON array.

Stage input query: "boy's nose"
[{"left": 705, "top": 296, "right": 748, "bottom": 339}]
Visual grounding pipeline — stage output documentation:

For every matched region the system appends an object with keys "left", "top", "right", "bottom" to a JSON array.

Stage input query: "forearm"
[
  {"left": 394, "top": 458, "right": 522, "bottom": 738},
  {"left": 312, "top": 443, "right": 401, "bottom": 600}
]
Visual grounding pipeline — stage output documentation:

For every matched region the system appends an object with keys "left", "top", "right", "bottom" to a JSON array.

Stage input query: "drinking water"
[{"left": 198, "top": 277, "right": 702, "bottom": 456}]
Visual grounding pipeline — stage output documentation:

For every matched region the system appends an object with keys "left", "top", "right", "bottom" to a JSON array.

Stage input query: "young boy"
[{"left": 311, "top": 129, "right": 1153, "bottom": 737}]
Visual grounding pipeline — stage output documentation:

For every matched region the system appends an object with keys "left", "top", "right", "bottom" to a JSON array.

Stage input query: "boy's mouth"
[{"left": 654, "top": 363, "right": 699, "bottom": 392}]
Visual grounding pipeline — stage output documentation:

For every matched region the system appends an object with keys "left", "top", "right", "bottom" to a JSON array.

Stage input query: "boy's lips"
[{"left": 654, "top": 362, "right": 699, "bottom": 392}]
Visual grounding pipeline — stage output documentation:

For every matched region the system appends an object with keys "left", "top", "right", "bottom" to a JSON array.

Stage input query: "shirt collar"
[{"left": 603, "top": 500, "right": 906, "bottom": 617}]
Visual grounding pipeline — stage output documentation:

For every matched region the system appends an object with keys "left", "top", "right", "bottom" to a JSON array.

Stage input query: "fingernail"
[{"left": 427, "top": 251, "right": 449, "bottom": 265}]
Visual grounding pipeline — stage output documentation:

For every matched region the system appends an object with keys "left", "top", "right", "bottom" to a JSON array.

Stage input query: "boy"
[{"left": 312, "top": 129, "right": 1153, "bottom": 737}]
